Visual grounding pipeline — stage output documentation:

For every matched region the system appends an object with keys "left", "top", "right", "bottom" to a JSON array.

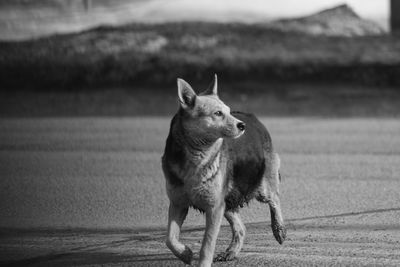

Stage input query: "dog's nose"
[{"left": 237, "top": 122, "right": 245, "bottom": 131}]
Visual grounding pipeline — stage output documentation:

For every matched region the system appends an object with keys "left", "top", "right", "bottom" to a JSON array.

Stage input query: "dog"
[{"left": 162, "top": 75, "right": 286, "bottom": 267}]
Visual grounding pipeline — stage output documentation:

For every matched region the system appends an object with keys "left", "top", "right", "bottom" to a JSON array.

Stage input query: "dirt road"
[
  {"left": 1, "top": 117, "right": 400, "bottom": 266},
  {"left": 1, "top": 215, "right": 400, "bottom": 266}
]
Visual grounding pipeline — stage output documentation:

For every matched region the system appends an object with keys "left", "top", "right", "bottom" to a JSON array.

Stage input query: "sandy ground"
[
  {"left": 1, "top": 117, "right": 400, "bottom": 266},
  {"left": 1, "top": 217, "right": 400, "bottom": 266}
]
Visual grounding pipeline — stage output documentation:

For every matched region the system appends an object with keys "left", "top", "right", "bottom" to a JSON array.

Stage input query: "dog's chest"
[{"left": 170, "top": 152, "right": 227, "bottom": 208}]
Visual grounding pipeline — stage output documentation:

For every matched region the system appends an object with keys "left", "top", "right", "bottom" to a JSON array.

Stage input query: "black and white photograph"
[{"left": 0, "top": 0, "right": 399, "bottom": 266}]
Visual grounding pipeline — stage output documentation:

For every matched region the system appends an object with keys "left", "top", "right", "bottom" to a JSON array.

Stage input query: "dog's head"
[{"left": 177, "top": 74, "right": 245, "bottom": 141}]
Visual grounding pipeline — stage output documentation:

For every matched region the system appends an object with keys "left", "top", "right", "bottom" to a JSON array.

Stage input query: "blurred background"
[
  {"left": 1, "top": 0, "right": 400, "bottom": 235},
  {"left": 0, "top": 0, "right": 399, "bottom": 117}
]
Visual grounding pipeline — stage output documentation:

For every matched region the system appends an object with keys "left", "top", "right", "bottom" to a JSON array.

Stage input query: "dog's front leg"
[
  {"left": 166, "top": 203, "right": 193, "bottom": 265},
  {"left": 198, "top": 202, "right": 225, "bottom": 267}
]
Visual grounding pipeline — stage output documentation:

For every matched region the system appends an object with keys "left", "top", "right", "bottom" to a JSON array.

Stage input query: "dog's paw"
[
  {"left": 272, "top": 224, "right": 287, "bottom": 245},
  {"left": 213, "top": 251, "right": 237, "bottom": 262},
  {"left": 178, "top": 246, "right": 193, "bottom": 265}
]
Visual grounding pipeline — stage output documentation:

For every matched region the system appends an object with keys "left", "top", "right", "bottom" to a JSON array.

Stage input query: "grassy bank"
[
  {"left": 1, "top": 82, "right": 400, "bottom": 117},
  {"left": 1, "top": 22, "right": 400, "bottom": 90}
]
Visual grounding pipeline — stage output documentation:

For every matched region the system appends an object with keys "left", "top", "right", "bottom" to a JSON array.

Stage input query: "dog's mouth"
[
  {"left": 233, "top": 130, "right": 245, "bottom": 139},
  {"left": 222, "top": 127, "right": 245, "bottom": 139}
]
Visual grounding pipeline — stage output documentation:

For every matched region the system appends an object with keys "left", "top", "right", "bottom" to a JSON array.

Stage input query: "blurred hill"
[
  {"left": 0, "top": 1, "right": 387, "bottom": 41},
  {"left": 0, "top": 4, "right": 399, "bottom": 89},
  {"left": 269, "top": 4, "right": 384, "bottom": 37}
]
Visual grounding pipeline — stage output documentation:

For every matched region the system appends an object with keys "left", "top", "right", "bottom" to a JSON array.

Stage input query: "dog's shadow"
[
  {"left": 3, "top": 207, "right": 399, "bottom": 267},
  {"left": 1, "top": 252, "right": 188, "bottom": 267}
]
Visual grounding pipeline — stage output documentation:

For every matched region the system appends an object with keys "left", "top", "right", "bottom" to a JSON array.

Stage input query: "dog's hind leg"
[
  {"left": 214, "top": 210, "right": 246, "bottom": 262},
  {"left": 266, "top": 188, "right": 286, "bottom": 244},
  {"left": 166, "top": 203, "right": 193, "bottom": 265},
  {"left": 256, "top": 152, "right": 287, "bottom": 244}
]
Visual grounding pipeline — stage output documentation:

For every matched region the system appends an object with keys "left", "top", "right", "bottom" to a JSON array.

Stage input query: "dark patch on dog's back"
[
  {"left": 224, "top": 112, "right": 273, "bottom": 211},
  {"left": 162, "top": 115, "right": 185, "bottom": 186}
]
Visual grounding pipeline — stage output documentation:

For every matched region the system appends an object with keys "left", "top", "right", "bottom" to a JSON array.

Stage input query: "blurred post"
[
  {"left": 391, "top": 0, "right": 400, "bottom": 33},
  {"left": 83, "top": 0, "right": 92, "bottom": 12}
]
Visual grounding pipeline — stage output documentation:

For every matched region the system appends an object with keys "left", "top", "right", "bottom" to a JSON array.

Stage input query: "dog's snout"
[{"left": 237, "top": 122, "right": 245, "bottom": 131}]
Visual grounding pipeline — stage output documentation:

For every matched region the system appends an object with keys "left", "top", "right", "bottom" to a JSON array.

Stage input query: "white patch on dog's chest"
[
  {"left": 182, "top": 153, "right": 225, "bottom": 208},
  {"left": 166, "top": 139, "right": 228, "bottom": 209}
]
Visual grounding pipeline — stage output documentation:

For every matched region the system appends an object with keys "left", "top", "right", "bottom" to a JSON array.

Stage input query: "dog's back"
[{"left": 223, "top": 111, "right": 273, "bottom": 211}]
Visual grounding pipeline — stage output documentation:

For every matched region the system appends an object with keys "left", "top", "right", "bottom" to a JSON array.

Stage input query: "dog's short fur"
[{"left": 162, "top": 75, "right": 286, "bottom": 267}]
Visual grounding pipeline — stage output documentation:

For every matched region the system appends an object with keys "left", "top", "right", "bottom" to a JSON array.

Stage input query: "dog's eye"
[{"left": 214, "top": 111, "right": 223, "bottom": 116}]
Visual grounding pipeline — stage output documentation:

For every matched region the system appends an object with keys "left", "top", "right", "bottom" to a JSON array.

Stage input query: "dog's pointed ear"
[
  {"left": 177, "top": 78, "right": 196, "bottom": 109},
  {"left": 200, "top": 74, "right": 218, "bottom": 96}
]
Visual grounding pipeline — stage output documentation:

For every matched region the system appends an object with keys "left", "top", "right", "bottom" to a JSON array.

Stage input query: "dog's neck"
[{"left": 174, "top": 117, "right": 223, "bottom": 170}]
